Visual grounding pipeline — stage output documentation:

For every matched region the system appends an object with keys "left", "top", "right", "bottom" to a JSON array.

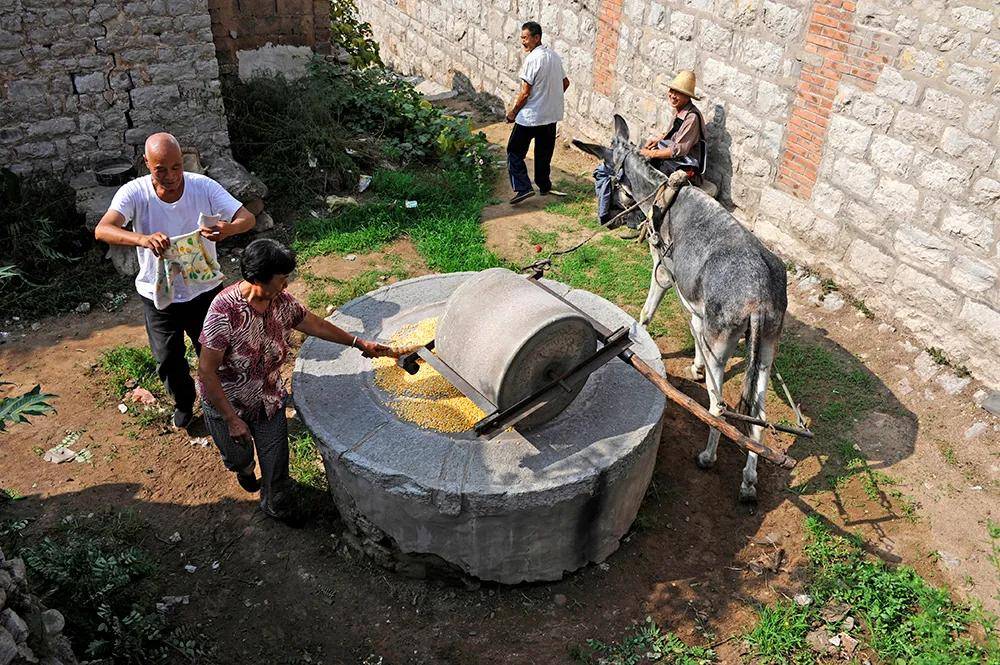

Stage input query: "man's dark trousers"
[
  {"left": 139, "top": 284, "right": 222, "bottom": 412},
  {"left": 507, "top": 122, "right": 557, "bottom": 194}
]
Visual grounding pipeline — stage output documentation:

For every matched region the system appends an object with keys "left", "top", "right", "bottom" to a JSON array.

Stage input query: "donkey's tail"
[{"left": 738, "top": 309, "right": 764, "bottom": 420}]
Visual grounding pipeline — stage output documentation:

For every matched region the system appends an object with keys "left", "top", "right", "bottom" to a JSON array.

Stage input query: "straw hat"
[{"left": 667, "top": 70, "right": 700, "bottom": 100}]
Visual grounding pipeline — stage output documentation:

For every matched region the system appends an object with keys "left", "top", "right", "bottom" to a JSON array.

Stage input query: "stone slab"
[{"left": 293, "top": 272, "right": 665, "bottom": 583}]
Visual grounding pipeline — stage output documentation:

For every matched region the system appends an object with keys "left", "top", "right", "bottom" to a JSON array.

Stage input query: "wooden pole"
[{"left": 625, "top": 352, "right": 798, "bottom": 470}]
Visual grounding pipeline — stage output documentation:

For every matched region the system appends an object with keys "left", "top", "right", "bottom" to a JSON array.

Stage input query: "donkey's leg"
[
  {"left": 739, "top": 341, "right": 778, "bottom": 503},
  {"left": 696, "top": 334, "right": 735, "bottom": 470},
  {"left": 639, "top": 243, "right": 672, "bottom": 327},
  {"left": 688, "top": 315, "right": 705, "bottom": 380}
]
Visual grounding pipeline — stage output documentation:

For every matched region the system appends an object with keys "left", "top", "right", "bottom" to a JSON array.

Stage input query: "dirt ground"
[{"left": 1, "top": 103, "right": 998, "bottom": 664}]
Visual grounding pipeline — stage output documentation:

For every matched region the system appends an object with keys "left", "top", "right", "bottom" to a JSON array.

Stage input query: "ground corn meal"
[{"left": 372, "top": 317, "right": 485, "bottom": 432}]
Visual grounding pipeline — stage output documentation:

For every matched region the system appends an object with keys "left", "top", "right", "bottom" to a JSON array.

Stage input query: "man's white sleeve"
[
  {"left": 108, "top": 181, "right": 136, "bottom": 224},
  {"left": 520, "top": 52, "right": 540, "bottom": 85},
  {"left": 206, "top": 178, "right": 244, "bottom": 220}
]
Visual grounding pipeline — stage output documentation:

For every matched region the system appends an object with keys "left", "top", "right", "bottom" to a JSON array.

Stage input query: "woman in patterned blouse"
[{"left": 198, "top": 239, "right": 398, "bottom": 524}]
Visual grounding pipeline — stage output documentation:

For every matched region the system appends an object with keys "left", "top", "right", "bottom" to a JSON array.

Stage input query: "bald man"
[{"left": 96, "top": 133, "right": 256, "bottom": 428}]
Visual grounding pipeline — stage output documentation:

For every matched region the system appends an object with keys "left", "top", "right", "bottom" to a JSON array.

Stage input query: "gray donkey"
[{"left": 575, "top": 115, "right": 787, "bottom": 502}]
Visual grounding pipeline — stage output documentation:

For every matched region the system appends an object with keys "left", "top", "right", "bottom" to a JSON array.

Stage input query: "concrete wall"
[
  {"left": 208, "top": 0, "right": 332, "bottom": 78},
  {"left": 0, "top": 0, "right": 232, "bottom": 176},
  {"left": 360, "top": 0, "right": 1000, "bottom": 388}
]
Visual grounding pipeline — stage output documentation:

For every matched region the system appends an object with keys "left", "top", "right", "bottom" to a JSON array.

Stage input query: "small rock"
[
  {"left": 805, "top": 627, "right": 834, "bottom": 654},
  {"left": 40, "top": 609, "right": 64, "bottom": 636},
  {"left": 913, "top": 351, "right": 940, "bottom": 380},
  {"left": 752, "top": 531, "right": 781, "bottom": 546},
  {"left": 821, "top": 293, "right": 845, "bottom": 311},
  {"left": 211, "top": 561, "right": 220, "bottom": 570},
  {"left": 184, "top": 564, "right": 197, "bottom": 573},
  {"left": 842, "top": 616, "right": 855, "bottom": 631},
  {"left": 819, "top": 600, "right": 850, "bottom": 623},
  {"left": 877, "top": 323, "right": 895, "bottom": 333},
  {"left": 964, "top": 422, "right": 988, "bottom": 440},
  {"left": 553, "top": 593, "right": 568, "bottom": 606},
  {"left": 1, "top": 608, "right": 28, "bottom": 643},
  {"left": 30, "top": 322, "right": 40, "bottom": 331},
  {"left": 797, "top": 275, "right": 820, "bottom": 291},
  {"left": 936, "top": 372, "right": 970, "bottom": 395},
  {"left": 897, "top": 377, "right": 913, "bottom": 396},
  {"left": 839, "top": 632, "right": 859, "bottom": 656},
  {"left": 117, "top": 403, "right": 128, "bottom": 414},
  {"left": 828, "top": 634, "right": 842, "bottom": 647},
  {"left": 74, "top": 302, "right": 91, "bottom": 314},
  {"left": 344, "top": 254, "right": 357, "bottom": 262},
  {"left": 16, "top": 643, "right": 35, "bottom": 664},
  {"left": 0, "top": 628, "right": 17, "bottom": 665},
  {"left": 972, "top": 389, "right": 987, "bottom": 406},
  {"left": 0, "top": 571, "right": 11, "bottom": 593},
  {"left": 189, "top": 436, "right": 211, "bottom": 448},
  {"left": 168, "top": 532, "right": 182, "bottom": 543},
  {"left": 124, "top": 378, "right": 138, "bottom": 390},
  {"left": 981, "top": 390, "right": 1000, "bottom": 416},
  {"left": 937, "top": 550, "right": 960, "bottom": 569},
  {"left": 793, "top": 593, "right": 812, "bottom": 606},
  {"left": 598, "top": 562, "right": 610, "bottom": 571}
]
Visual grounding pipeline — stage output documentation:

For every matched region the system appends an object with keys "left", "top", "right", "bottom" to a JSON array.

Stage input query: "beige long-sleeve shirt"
[{"left": 660, "top": 102, "right": 702, "bottom": 158}]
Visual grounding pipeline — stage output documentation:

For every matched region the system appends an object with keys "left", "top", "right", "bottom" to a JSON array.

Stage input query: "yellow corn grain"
[{"left": 372, "top": 317, "right": 485, "bottom": 432}]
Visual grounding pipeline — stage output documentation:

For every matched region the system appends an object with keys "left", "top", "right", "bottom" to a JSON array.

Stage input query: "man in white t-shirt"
[
  {"left": 95, "top": 133, "right": 256, "bottom": 428},
  {"left": 505, "top": 21, "right": 570, "bottom": 205}
]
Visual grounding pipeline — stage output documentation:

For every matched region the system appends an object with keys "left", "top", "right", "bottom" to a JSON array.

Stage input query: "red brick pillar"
[
  {"left": 593, "top": 0, "right": 623, "bottom": 96},
  {"left": 776, "top": 0, "right": 890, "bottom": 199}
]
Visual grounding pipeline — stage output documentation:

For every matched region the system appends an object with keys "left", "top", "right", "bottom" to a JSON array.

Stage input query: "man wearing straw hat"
[
  {"left": 638, "top": 70, "right": 705, "bottom": 178},
  {"left": 594, "top": 70, "right": 705, "bottom": 236}
]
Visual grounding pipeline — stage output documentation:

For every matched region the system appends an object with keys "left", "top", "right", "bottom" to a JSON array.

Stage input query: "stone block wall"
[
  {"left": 208, "top": 0, "right": 332, "bottom": 78},
  {"left": 360, "top": 0, "right": 1000, "bottom": 388},
  {"left": 0, "top": 0, "right": 231, "bottom": 176}
]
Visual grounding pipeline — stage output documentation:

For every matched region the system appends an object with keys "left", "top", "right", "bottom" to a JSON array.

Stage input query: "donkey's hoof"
[
  {"left": 696, "top": 452, "right": 715, "bottom": 469},
  {"left": 738, "top": 485, "right": 758, "bottom": 504},
  {"left": 689, "top": 364, "right": 705, "bottom": 380}
]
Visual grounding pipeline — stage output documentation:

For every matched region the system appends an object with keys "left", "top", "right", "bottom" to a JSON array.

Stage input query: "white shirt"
[
  {"left": 109, "top": 173, "right": 242, "bottom": 303},
  {"left": 516, "top": 44, "right": 566, "bottom": 126}
]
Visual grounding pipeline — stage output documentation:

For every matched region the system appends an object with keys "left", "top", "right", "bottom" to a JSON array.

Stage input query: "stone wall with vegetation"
[
  {"left": 0, "top": 0, "right": 231, "bottom": 176},
  {"left": 360, "top": 0, "right": 1000, "bottom": 388}
]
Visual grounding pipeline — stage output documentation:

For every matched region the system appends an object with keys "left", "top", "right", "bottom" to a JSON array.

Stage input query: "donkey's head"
[{"left": 573, "top": 115, "right": 670, "bottom": 226}]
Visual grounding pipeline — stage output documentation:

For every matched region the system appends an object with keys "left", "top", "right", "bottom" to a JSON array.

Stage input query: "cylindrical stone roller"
[{"left": 435, "top": 268, "right": 598, "bottom": 428}]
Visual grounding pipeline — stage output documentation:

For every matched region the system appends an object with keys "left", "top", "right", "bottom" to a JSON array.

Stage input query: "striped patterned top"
[{"left": 199, "top": 282, "right": 307, "bottom": 420}]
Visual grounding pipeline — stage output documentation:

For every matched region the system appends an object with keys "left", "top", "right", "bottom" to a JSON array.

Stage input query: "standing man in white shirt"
[
  {"left": 505, "top": 21, "right": 570, "bottom": 205},
  {"left": 95, "top": 133, "right": 256, "bottom": 429}
]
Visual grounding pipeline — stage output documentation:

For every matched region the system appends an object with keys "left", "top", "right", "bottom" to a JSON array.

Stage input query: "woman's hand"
[
  {"left": 356, "top": 339, "right": 400, "bottom": 358},
  {"left": 226, "top": 415, "right": 253, "bottom": 446}
]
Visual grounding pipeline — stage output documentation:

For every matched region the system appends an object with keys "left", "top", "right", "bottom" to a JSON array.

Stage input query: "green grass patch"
[
  {"left": 773, "top": 337, "right": 879, "bottom": 437},
  {"left": 293, "top": 168, "right": 506, "bottom": 273},
  {"left": 545, "top": 237, "right": 691, "bottom": 346},
  {"left": 289, "top": 431, "right": 325, "bottom": 491},
  {"left": 98, "top": 344, "right": 161, "bottom": 397},
  {"left": 303, "top": 267, "right": 411, "bottom": 313},
  {"left": 744, "top": 601, "right": 811, "bottom": 664},
  {"left": 572, "top": 616, "right": 715, "bottom": 664},
  {"left": 746, "top": 516, "right": 1000, "bottom": 664}
]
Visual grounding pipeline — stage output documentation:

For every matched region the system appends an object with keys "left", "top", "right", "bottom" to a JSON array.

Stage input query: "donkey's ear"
[
  {"left": 571, "top": 139, "right": 612, "bottom": 164},
  {"left": 613, "top": 114, "right": 630, "bottom": 142}
]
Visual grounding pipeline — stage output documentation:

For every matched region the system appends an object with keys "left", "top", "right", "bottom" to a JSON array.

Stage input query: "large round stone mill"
[{"left": 292, "top": 269, "right": 665, "bottom": 583}]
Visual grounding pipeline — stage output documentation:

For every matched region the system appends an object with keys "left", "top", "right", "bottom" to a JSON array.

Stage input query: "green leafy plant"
[
  {"left": 20, "top": 510, "right": 211, "bottom": 663},
  {"left": 329, "top": 0, "right": 382, "bottom": 69},
  {"left": 576, "top": 616, "right": 715, "bottom": 664},
  {"left": 0, "top": 383, "right": 56, "bottom": 431},
  {"left": 225, "top": 60, "right": 491, "bottom": 213}
]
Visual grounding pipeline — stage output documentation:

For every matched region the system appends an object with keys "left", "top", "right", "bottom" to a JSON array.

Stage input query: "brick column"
[
  {"left": 593, "top": 0, "right": 623, "bottom": 96},
  {"left": 776, "top": 0, "right": 891, "bottom": 199}
]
